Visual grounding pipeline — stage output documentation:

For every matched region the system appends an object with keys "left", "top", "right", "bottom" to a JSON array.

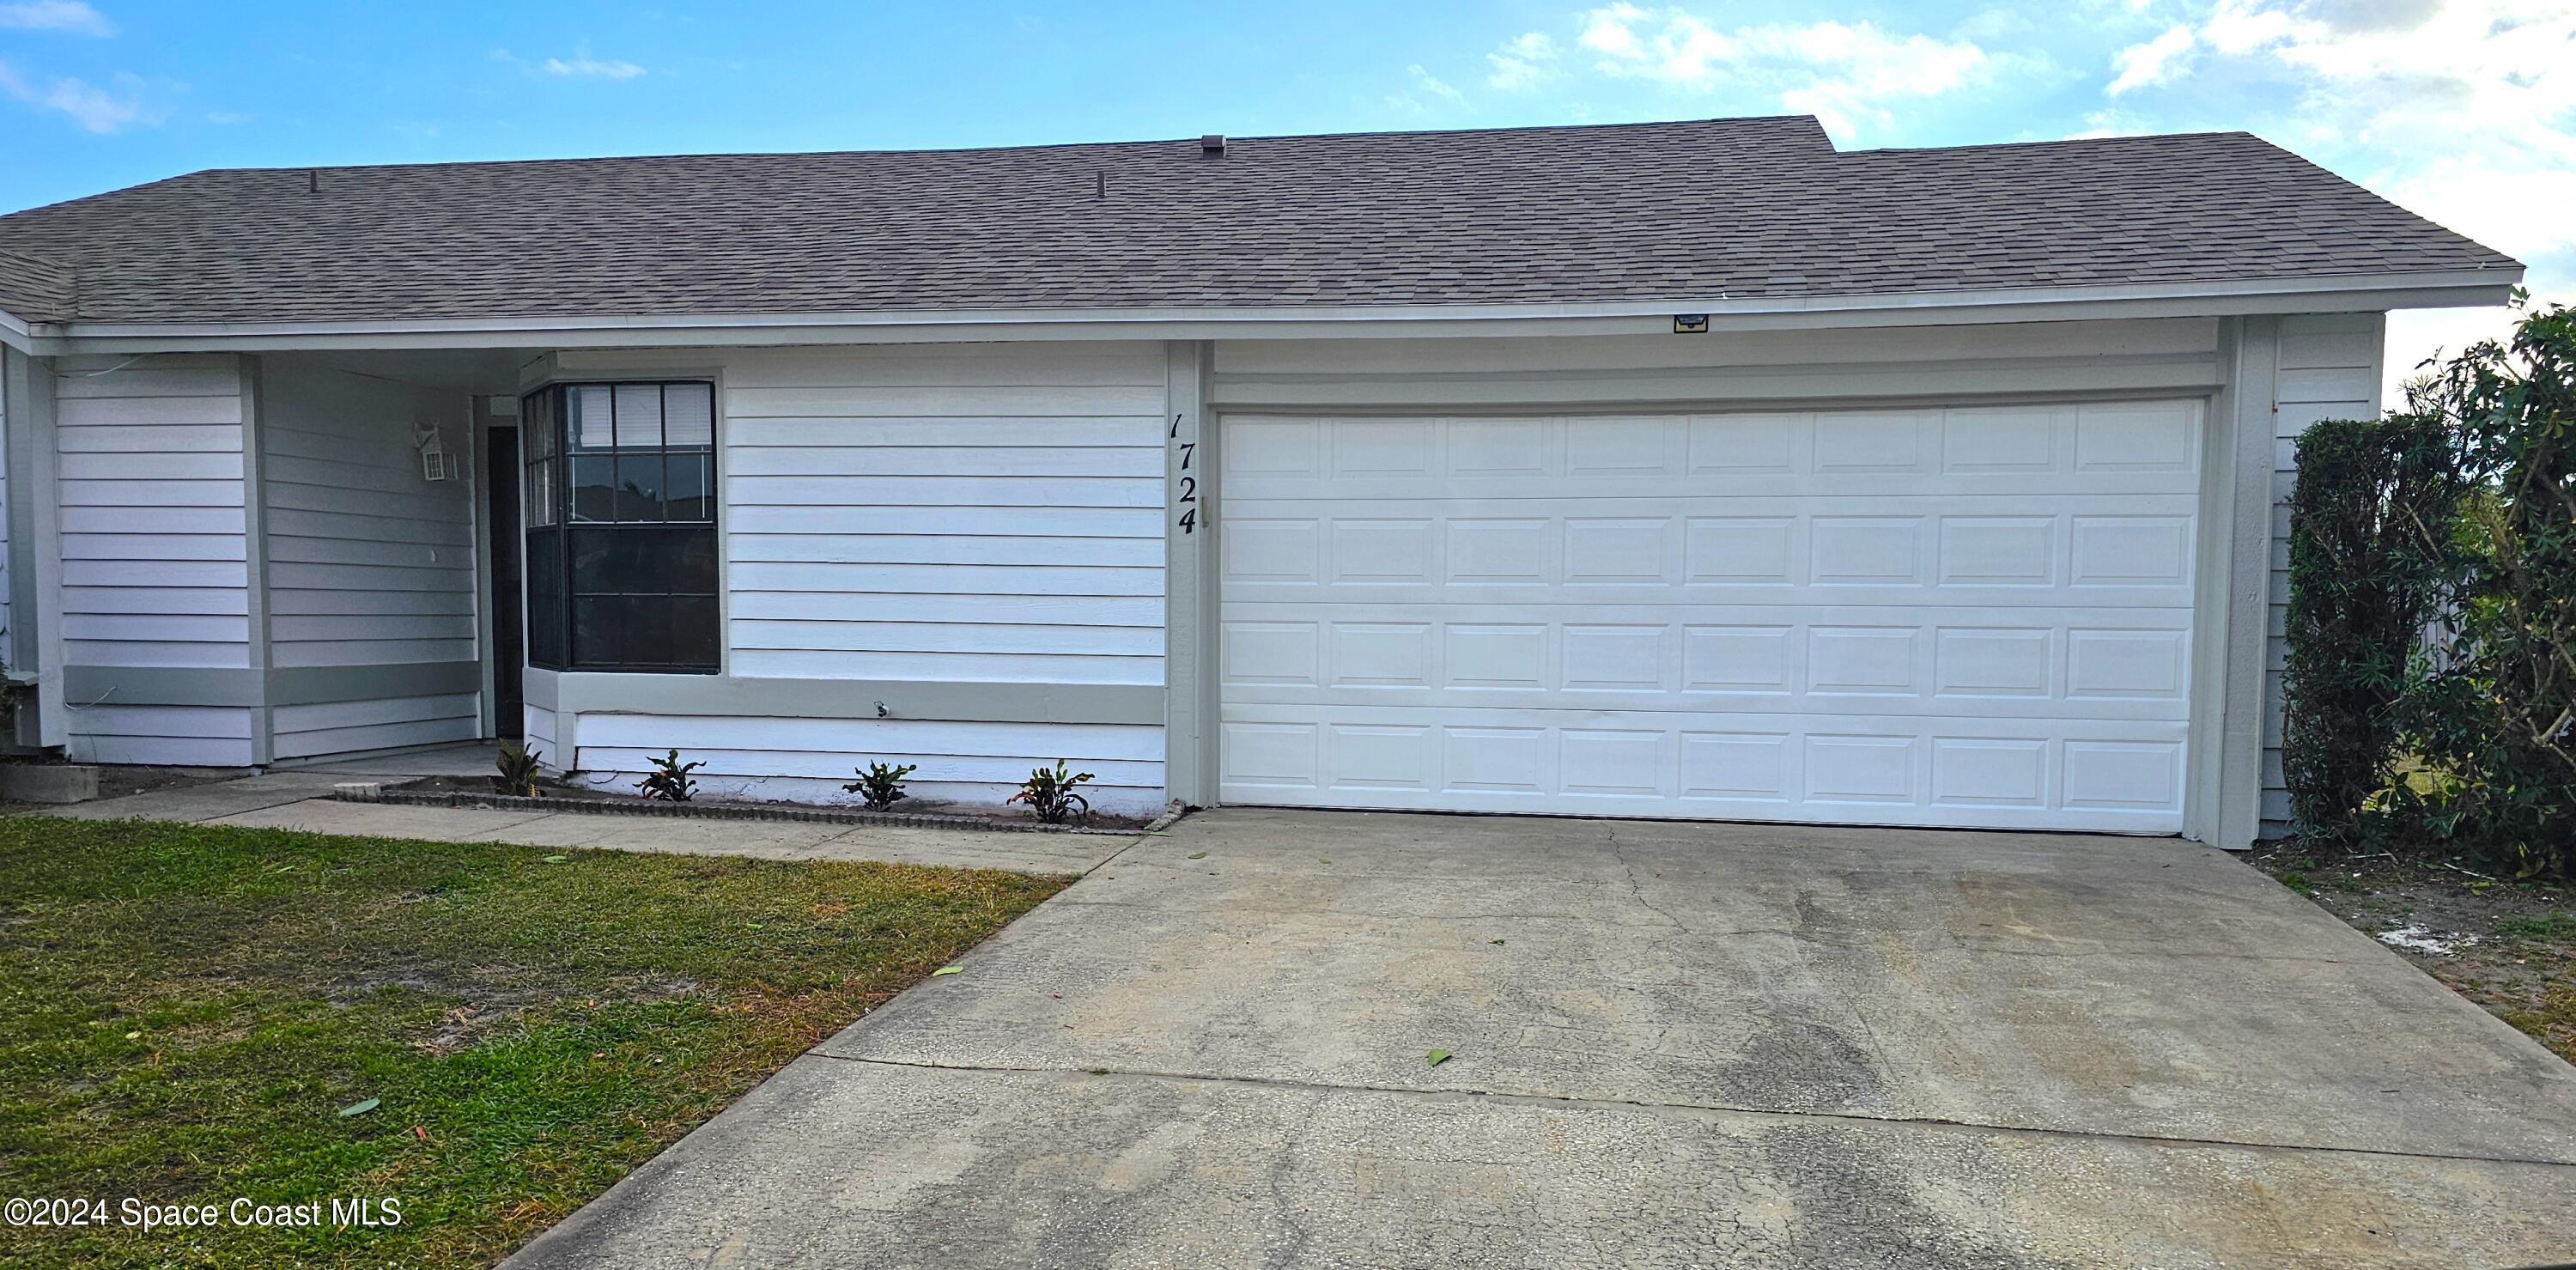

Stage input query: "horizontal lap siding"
[
  {"left": 272, "top": 693, "right": 481, "bottom": 760},
  {"left": 259, "top": 357, "right": 479, "bottom": 758},
  {"left": 720, "top": 343, "right": 1169, "bottom": 688},
  {"left": 2263, "top": 314, "right": 2384, "bottom": 836},
  {"left": 1, "top": 371, "right": 9, "bottom": 658},
  {"left": 540, "top": 342, "right": 1173, "bottom": 810},
  {"left": 56, "top": 355, "right": 256, "bottom": 764},
  {"left": 66, "top": 703, "right": 255, "bottom": 767}
]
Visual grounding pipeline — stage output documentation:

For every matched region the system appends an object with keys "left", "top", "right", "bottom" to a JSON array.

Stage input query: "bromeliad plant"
[
  {"left": 636, "top": 750, "right": 703, "bottom": 802},
  {"left": 493, "top": 741, "right": 544, "bottom": 798},
  {"left": 1007, "top": 759, "right": 1094, "bottom": 824},
  {"left": 842, "top": 761, "right": 918, "bottom": 812}
]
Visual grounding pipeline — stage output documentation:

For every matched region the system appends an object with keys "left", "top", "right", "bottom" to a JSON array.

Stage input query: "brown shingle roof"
[{"left": 0, "top": 116, "right": 2520, "bottom": 326}]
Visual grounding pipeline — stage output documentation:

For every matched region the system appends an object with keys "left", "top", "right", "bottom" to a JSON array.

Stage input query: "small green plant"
[
  {"left": 842, "top": 761, "right": 918, "bottom": 812},
  {"left": 2497, "top": 912, "right": 2576, "bottom": 941},
  {"left": 635, "top": 750, "right": 702, "bottom": 802},
  {"left": 1007, "top": 759, "right": 1094, "bottom": 823},
  {"left": 493, "top": 741, "right": 544, "bottom": 797}
]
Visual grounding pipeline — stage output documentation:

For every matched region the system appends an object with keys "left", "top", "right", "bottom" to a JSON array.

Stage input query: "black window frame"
[{"left": 520, "top": 380, "right": 720, "bottom": 674}]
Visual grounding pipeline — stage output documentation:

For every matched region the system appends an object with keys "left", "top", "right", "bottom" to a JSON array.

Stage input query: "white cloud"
[
  {"left": 1486, "top": 32, "right": 1562, "bottom": 90},
  {"left": 1559, "top": 5, "right": 1991, "bottom": 137},
  {"left": 0, "top": 0, "right": 113, "bottom": 36},
  {"left": 541, "top": 53, "right": 645, "bottom": 81},
  {"left": 0, "top": 58, "right": 153, "bottom": 132},
  {"left": 2088, "top": 0, "right": 2575, "bottom": 398},
  {"left": 2069, "top": 106, "right": 2160, "bottom": 138},
  {"left": 1385, "top": 64, "right": 1467, "bottom": 112},
  {"left": 1411, "top": 64, "right": 1465, "bottom": 105},
  {"left": 2107, "top": 24, "right": 2196, "bottom": 94}
]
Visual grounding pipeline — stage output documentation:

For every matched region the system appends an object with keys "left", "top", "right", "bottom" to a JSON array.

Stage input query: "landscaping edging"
[{"left": 331, "top": 783, "right": 1187, "bottom": 837}]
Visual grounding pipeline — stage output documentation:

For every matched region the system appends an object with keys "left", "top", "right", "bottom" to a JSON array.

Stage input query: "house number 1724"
[{"left": 1170, "top": 412, "right": 1198, "bottom": 533}]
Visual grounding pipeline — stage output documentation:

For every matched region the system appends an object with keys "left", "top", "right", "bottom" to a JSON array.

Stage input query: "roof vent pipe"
[
  {"left": 1200, "top": 134, "right": 1226, "bottom": 157},
  {"left": 307, "top": 169, "right": 319, "bottom": 193}
]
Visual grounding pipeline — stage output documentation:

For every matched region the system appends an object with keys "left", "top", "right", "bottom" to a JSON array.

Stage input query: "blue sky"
[{"left": 1, "top": 0, "right": 2567, "bottom": 394}]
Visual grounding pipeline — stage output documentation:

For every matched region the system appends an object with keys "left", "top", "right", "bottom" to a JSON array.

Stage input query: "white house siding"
[
  {"left": 525, "top": 702, "right": 556, "bottom": 757},
  {"left": 258, "top": 356, "right": 480, "bottom": 759},
  {"left": 548, "top": 342, "right": 1170, "bottom": 814},
  {"left": 52, "top": 353, "right": 258, "bottom": 765},
  {"left": 2261, "top": 313, "right": 2385, "bottom": 835},
  {"left": 1, "top": 369, "right": 11, "bottom": 665}
]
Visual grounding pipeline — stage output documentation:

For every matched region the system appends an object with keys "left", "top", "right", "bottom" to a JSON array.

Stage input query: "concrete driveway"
[{"left": 510, "top": 809, "right": 2576, "bottom": 1269}]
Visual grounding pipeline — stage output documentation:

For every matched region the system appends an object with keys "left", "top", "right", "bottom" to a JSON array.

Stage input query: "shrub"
[
  {"left": 1007, "top": 760, "right": 1093, "bottom": 823},
  {"left": 635, "top": 750, "right": 702, "bottom": 802},
  {"left": 842, "top": 761, "right": 918, "bottom": 812},
  {"left": 2401, "top": 296, "right": 2575, "bottom": 876},
  {"left": 493, "top": 741, "right": 544, "bottom": 798},
  {"left": 2281, "top": 413, "right": 2462, "bottom": 842}
]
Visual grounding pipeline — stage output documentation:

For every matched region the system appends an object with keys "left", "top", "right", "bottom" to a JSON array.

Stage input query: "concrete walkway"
[
  {"left": 38, "top": 753, "right": 1127, "bottom": 875},
  {"left": 508, "top": 808, "right": 2576, "bottom": 1269}
]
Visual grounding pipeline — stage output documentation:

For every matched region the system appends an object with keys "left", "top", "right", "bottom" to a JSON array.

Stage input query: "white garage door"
[{"left": 1216, "top": 402, "right": 2202, "bottom": 833}]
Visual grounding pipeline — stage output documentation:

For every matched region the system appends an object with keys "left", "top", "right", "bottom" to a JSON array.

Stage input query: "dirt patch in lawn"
[{"left": 2247, "top": 843, "right": 2575, "bottom": 1065}]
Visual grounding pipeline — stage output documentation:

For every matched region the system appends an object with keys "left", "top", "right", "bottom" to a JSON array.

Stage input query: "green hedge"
[
  {"left": 2281, "top": 414, "right": 2459, "bottom": 842},
  {"left": 2282, "top": 296, "right": 2575, "bottom": 877}
]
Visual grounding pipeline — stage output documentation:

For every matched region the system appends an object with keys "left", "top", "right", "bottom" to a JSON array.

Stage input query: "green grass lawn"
[{"left": 0, "top": 816, "right": 1069, "bottom": 1268}]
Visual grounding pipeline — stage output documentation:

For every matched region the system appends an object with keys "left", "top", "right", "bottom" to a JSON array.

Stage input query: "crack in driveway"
[{"left": 808, "top": 1052, "right": 2576, "bottom": 1171}]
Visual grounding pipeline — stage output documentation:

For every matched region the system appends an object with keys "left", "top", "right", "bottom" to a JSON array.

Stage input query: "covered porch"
[{"left": 22, "top": 346, "right": 533, "bottom": 769}]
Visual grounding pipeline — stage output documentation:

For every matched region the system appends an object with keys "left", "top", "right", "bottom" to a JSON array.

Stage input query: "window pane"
[
  {"left": 665, "top": 383, "right": 714, "bottom": 447},
  {"left": 665, "top": 453, "right": 713, "bottom": 521},
  {"left": 522, "top": 458, "right": 550, "bottom": 528},
  {"left": 570, "top": 456, "right": 617, "bottom": 522},
  {"left": 671, "top": 526, "right": 719, "bottom": 593},
  {"left": 525, "top": 530, "right": 564, "bottom": 668},
  {"left": 620, "top": 594, "right": 674, "bottom": 666},
  {"left": 573, "top": 595, "right": 622, "bottom": 666},
  {"left": 569, "top": 385, "right": 617, "bottom": 451},
  {"left": 672, "top": 594, "right": 720, "bottom": 668},
  {"left": 615, "top": 452, "right": 667, "bottom": 522},
  {"left": 522, "top": 390, "right": 555, "bottom": 460},
  {"left": 569, "top": 527, "right": 616, "bottom": 594},
  {"left": 613, "top": 384, "right": 664, "bottom": 449}
]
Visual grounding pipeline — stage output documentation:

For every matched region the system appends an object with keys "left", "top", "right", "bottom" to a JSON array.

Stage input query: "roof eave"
[{"left": 21, "top": 267, "right": 2524, "bottom": 355}]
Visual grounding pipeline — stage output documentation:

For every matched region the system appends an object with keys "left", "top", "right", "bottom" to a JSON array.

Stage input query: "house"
[{"left": 0, "top": 116, "right": 2520, "bottom": 842}]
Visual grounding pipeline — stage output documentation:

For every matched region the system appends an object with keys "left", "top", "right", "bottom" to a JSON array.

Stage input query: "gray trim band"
[
  {"left": 271, "top": 662, "right": 483, "bottom": 708},
  {"left": 63, "top": 661, "right": 487, "bottom": 709},
  {"left": 64, "top": 665, "right": 264, "bottom": 708},
  {"left": 548, "top": 672, "right": 1163, "bottom": 726}
]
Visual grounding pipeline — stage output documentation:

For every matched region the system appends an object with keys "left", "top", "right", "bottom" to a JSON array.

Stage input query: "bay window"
[{"left": 521, "top": 381, "right": 720, "bottom": 672}]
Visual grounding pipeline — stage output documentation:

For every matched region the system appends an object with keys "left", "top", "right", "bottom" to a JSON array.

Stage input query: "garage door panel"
[
  {"left": 1219, "top": 682, "right": 2189, "bottom": 724},
  {"left": 1218, "top": 403, "right": 2202, "bottom": 832},
  {"left": 1223, "top": 498, "right": 2197, "bottom": 607},
  {"left": 1217, "top": 702, "right": 2189, "bottom": 832},
  {"left": 1222, "top": 605, "right": 2191, "bottom": 719},
  {"left": 1227, "top": 405, "right": 2202, "bottom": 502}
]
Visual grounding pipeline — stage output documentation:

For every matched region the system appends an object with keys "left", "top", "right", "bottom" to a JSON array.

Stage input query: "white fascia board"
[
  {"left": 25, "top": 268, "right": 2522, "bottom": 355},
  {"left": 0, "top": 307, "right": 30, "bottom": 353}
]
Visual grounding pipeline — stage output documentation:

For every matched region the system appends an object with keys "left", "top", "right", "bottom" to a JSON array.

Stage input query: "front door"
[{"left": 488, "top": 425, "right": 525, "bottom": 738}]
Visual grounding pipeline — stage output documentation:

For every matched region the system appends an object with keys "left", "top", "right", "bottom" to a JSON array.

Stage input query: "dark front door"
[{"left": 488, "top": 426, "right": 525, "bottom": 738}]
